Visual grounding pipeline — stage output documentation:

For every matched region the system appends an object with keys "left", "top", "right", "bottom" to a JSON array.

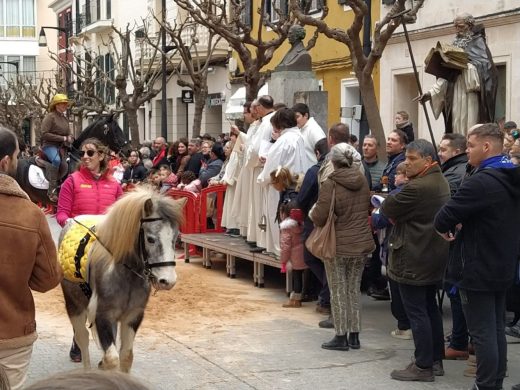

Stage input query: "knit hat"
[{"left": 289, "top": 208, "right": 304, "bottom": 223}]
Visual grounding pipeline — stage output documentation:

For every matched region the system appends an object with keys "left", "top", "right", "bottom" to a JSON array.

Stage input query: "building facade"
[
  {"left": 231, "top": 0, "right": 381, "bottom": 136},
  {"left": 380, "top": 0, "right": 520, "bottom": 141}
]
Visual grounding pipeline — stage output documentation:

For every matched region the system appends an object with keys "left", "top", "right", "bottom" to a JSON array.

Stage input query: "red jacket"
[
  {"left": 279, "top": 217, "right": 307, "bottom": 270},
  {"left": 57, "top": 166, "right": 123, "bottom": 226}
]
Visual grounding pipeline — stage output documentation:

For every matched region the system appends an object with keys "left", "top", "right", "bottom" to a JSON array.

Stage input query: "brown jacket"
[
  {"left": 0, "top": 174, "right": 62, "bottom": 349},
  {"left": 310, "top": 167, "right": 375, "bottom": 257},
  {"left": 40, "top": 110, "right": 70, "bottom": 147}
]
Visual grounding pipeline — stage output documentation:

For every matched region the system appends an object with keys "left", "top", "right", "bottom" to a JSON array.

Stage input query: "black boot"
[
  {"left": 69, "top": 338, "right": 82, "bottom": 362},
  {"left": 321, "top": 335, "right": 349, "bottom": 351},
  {"left": 319, "top": 315, "right": 334, "bottom": 329},
  {"left": 348, "top": 332, "right": 360, "bottom": 349},
  {"left": 46, "top": 164, "right": 60, "bottom": 203}
]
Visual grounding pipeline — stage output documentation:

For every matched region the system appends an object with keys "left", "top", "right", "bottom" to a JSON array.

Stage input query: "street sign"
[
  {"left": 207, "top": 92, "right": 224, "bottom": 107},
  {"left": 181, "top": 90, "right": 194, "bottom": 103}
]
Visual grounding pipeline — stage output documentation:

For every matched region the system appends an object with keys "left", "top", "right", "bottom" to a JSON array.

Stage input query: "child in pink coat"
[{"left": 279, "top": 202, "right": 308, "bottom": 308}]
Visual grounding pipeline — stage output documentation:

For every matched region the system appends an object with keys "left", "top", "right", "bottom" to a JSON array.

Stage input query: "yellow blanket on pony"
[{"left": 58, "top": 216, "right": 103, "bottom": 283}]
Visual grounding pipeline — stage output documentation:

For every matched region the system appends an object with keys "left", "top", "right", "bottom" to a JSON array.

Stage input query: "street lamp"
[
  {"left": 160, "top": 0, "right": 179, "bottom": 140},
  {"left": 0, "top": 61, "right": 19, "bottom": 77},
  {"left": 39, "top": 25, "right": 72, "bottom": 96}
]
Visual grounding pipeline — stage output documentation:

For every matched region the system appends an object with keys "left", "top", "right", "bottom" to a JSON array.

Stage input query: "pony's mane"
[{"left": 91, "top": 186, "right": 184, "bottom": 263}]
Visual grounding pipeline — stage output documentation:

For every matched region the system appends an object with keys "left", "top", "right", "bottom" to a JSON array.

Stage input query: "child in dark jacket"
[{"left": 279, "top": 202, "right": 308, "bottom": 308}]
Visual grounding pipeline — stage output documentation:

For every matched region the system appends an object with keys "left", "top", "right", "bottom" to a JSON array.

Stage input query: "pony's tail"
[{"left": 87, "top": 293, "right": 101, "bottom": 348}]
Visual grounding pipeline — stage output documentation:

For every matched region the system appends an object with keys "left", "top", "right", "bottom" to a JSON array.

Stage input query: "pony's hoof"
[{"left": 98, "top": 359, "right": 118, "bottom": 370}]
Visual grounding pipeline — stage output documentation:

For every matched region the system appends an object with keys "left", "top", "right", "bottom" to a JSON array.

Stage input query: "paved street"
[{"left": 25, "top": 216, "right": 520, "bottom": 390}]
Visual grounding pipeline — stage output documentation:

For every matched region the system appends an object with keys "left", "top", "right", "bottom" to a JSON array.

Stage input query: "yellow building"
[{"left": 233, "top": 0, "right": 381, "bottom": 132}]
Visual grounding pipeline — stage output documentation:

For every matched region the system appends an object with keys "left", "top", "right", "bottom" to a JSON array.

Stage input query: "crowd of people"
[{"left": 1, "top": 92, "right": 520, "bottom": 389}]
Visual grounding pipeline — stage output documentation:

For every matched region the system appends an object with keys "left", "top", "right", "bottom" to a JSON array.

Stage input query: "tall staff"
[{"left": 392, "top": 10, "right": 439, "bottom": 160}]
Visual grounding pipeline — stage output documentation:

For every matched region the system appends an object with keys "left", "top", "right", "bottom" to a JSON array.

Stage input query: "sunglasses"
[{"left": 79, "top": 150, "right": 98, "bottom": 158}]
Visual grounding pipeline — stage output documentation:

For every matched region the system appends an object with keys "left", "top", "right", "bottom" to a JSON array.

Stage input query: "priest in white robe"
[{"left": 257, "top": 108, "right": 315, "bottom": 256}]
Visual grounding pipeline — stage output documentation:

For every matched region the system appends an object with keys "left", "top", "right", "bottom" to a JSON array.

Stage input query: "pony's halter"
[
  {"left": 135, "top": 217, "right": 177, "bottom": 281},
  {"left": 73, "top": 216, "right": 176, "bottom": 284}
]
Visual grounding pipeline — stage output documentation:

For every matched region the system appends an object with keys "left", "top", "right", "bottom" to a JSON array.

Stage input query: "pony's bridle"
[
  {"left": 132, "top": 217, "right": 177, "bottom": 282},
  {"left": 73, "top": 216, "right": 176, "bottom": 285}
]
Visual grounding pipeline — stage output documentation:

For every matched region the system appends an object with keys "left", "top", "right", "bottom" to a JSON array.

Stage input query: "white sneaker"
[{"left": 391, "top": 329, "right": 412, "bottom": 340}]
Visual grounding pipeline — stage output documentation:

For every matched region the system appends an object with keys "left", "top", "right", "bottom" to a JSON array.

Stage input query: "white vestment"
[
  {"left": 221, "top": 136, "right": 243, "bottom": 230},
  {"left": 231, "top": 122, "right": 258, "bottom": 236},
  {"left": 429, "top": 63, "right": 480, "bottom": 135},
  {"left": 248, "top": 111, "right": 275, "bottom": 247},
  {"left": 257, "top": 126, "right": 314, "bottom": 256},
  {"left": 300, "top": 117, "right": 326, "bottom": 165}
]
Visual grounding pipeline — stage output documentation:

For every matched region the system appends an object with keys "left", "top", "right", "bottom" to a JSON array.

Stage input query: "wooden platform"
[{"left": 180, "top": 233, "right": 289, "bottom": 290}]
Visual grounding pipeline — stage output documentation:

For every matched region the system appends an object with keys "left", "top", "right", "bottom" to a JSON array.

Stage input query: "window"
[
  {"left": 239, "top": 0, "right": 252, "bottom": 28},
  {"left": 0, "top": 55, "right": 35, "bottom": 86},
  {"left": 306, "top": 0, "right": 324, "bottom": 14},
  {"left": 0, "top": 0, "right": 35, "bottom": 38},
  {"left": 266, "top": 0, "right": 287, "bottom": 23},
  {"left": 95, "top": 53, "right": 115, "bottom": 105}
]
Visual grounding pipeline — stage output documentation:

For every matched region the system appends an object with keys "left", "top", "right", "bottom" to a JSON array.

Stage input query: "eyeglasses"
[{"left": 79, "top": 150, "right": 98, "bottom": 158}]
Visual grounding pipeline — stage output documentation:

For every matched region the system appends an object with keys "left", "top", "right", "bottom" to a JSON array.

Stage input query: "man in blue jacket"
[{"left": 435, "top": 123, "right": 520, "bottom": 390}]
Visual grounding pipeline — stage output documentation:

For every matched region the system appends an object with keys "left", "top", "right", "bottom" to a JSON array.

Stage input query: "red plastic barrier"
[
  {"left": 167, "top": 189, "right": 201, "bottom": 256},
  {"left": 167, "top": 189, "right": 201, "bottom": 233},
  {"left": 199, "top": 184, "right": 227, "bottom": 233}
]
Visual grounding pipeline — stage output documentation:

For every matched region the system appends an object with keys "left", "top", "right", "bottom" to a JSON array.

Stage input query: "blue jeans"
[
  {"left": 42, "top": 145, "right": 61, "bottom": 167},
  {"left": 445, "top": 283, "right": 469, "bottom": 350}
]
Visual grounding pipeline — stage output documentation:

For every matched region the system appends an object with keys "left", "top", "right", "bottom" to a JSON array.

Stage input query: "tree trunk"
[
  {"left": 126, "top": 106, "right": 140, "bottom": 148},
  {"left": 359, "top": 75, "right": 387, "bottom": 162},
  {"left": 191, "top": 86, "right": 208, "bottom": 138},
  {"left": 244, "top": 69, "right": 263, "bottom": 102}
]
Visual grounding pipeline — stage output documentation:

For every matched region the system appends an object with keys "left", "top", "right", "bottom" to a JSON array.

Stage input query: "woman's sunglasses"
[{"left": 79, "top": 150, "right": 98, "bottom": 158}]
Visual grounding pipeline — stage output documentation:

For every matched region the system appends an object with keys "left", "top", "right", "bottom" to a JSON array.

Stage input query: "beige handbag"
[{"left": 306, "top": 184, "right": 336, "bottom": 262}]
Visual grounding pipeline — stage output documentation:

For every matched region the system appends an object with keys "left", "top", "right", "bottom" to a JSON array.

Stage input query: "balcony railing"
[
  {"left": 134, "top": 25, "right": 228, "bottom": 67},
  {"left": 76, "top": 2, "right": 111, "bottom": 34}
]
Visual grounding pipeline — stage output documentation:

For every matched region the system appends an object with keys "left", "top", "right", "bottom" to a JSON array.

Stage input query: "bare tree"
[
  {"left": 0, "top": 74, "right": 58, "bottom": 139},
  {"left": 174, "top": 0, "right": 320, "bottom": 101},
  {"left": 291, "top": 0, "right": 424, "bottom": 157},
  {"left": 159, "top": 17, "right": 226, "bottom": 137}
]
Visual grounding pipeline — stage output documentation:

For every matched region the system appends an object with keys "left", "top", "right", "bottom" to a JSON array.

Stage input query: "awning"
[{"left": 225, "top": 84, "right": 268, "bottom": 120}]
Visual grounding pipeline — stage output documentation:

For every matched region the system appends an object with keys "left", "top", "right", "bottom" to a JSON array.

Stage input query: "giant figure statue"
[
  {"left": 419, "top": 13, "right": 498, "bottom": 135},
  {"left": 275, "top": 25, "right": 312, "bottom": 72}
]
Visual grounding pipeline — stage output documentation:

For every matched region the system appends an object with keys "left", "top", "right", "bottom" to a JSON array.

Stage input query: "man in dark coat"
[
  {"left": 382, "top": 139, "right": 450, "bottom": 382},
  {"left": 439, "top": 133, "right": 469, "bottom": 196},
  {"left": 438, "top": 132, "right": 472, "bottom": 360},
  {"left": 373, "top": 129, "right": 407, "bottom": 192},
  {"left": 435, "top": 123, "right": 520, "bottom": 390},
  {"left": 185, "top": 139, "right": 204, "bottom": 177}
]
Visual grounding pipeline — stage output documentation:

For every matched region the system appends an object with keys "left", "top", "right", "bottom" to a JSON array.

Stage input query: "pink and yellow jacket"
[{"left": 56, "top": 166, "right": 123, "bottom": 226}]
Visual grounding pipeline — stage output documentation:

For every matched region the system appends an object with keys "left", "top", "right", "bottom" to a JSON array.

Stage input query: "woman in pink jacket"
[
  {"left": 56, "top": 138, "right": 122, "bottom": 227},
  {"left": 279, "top": 202, "right": 308, "bottom": 308},
  {"left": 56, "top": 137, "right": 122, "bottom": 362}
]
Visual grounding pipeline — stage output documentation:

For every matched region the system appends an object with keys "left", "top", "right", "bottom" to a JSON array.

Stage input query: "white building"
[
  {"left": 45, "top": 0, "right": 231, "bottom": 143},
  {"left": 0, "top": 0, "right": 58, "bottom": 144},
  {"left": 380, "top": 0, "right": 520, "bottom": 141}
]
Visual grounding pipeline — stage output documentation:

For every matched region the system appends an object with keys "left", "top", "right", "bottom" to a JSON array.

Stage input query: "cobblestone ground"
[{"left": 24, "top": 216, "right": 520, "bottom": 390}]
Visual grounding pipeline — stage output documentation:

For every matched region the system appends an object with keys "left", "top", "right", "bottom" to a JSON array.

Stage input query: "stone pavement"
[{"left": 24, "top": 216, "right": 520, "bottom": 390}]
